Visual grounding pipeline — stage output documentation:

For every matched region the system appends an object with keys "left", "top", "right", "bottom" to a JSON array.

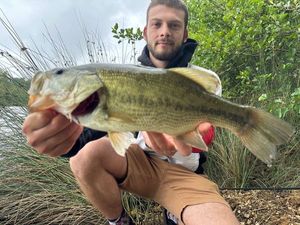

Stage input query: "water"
[
  {"left": 0, "top": 106, "right": 27, "bottom": 159},
  {"left": 0, "top": 106, "right": 26, "bottom": 133}
]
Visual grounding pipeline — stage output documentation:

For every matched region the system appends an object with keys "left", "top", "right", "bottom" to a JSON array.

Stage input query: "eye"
[
  {"left": 151, "top": 21, "right": 161, "bottom": 28},
  {"left": 170, "top": 23, "right": 181, "bottom": 29},
  {"left": 56, "top": 69, "right": 64, "bottom": 75}
]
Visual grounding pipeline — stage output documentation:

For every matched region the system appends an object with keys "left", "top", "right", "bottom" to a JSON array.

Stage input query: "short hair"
[{"left": 146, "top": 0, "right": 189, "bottom": 28}]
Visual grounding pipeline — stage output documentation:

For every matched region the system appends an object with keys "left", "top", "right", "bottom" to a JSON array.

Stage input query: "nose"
[{"left": 159, "top": 23, "right": 170, "bottom": 37}]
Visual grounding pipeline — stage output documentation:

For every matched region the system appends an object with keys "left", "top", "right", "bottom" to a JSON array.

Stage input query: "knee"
[
  {"left": 69, "top": 139, "right": 110, "bottom": 181},
  {"left": 182, "top": 202, "right": 239, "bottom": 225},
  {"left": 69, "top": 152, "right": 87, "bottom": 181}
]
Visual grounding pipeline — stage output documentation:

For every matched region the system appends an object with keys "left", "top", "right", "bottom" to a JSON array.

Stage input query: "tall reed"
[{"left": 0, "top": 12, "right": 160, "bottom": 224}]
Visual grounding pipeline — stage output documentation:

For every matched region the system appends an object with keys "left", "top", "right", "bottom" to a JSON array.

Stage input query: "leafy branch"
[{"left": 111, "top": 23, "right": 143, "bottom": 63}]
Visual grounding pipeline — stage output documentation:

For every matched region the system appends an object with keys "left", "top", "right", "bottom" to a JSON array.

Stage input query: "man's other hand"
[{"left": 22, "top": 110, "right": 83, "bottom": 157}]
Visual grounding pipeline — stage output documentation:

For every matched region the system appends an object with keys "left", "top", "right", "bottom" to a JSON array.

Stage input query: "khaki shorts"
[{"left": 119, "top": 144, "right": 230, "bottom": 222}]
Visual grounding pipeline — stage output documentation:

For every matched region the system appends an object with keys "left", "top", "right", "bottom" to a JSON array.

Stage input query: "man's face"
[{"left": 144, "top": 5, "right": 188, "bottom": 61}]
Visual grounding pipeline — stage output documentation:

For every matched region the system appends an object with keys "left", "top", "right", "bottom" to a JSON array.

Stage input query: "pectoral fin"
[
  {"left": 108, "top": 131, "right": 135, "bottom": 156},
  {"left": 176, "top": 130, "right": 208, "bottom": 152}
]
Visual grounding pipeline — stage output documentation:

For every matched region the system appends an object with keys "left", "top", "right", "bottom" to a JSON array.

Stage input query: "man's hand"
[
  {"left": 142, "top": 132, "right": 192, "bottom": 157},
  {"left": 22, "top": 110, "right": 83, "bottom": 157},
  {"left": 198, "top": 122, "right": 213, "bottom": 137},
  {"left": 142, "top": 122, "right": 213, "bottom": 157}
]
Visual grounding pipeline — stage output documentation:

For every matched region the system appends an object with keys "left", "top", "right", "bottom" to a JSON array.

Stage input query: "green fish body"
[{"left": 28, "top": 63, "right": 295, "bottom": 165}]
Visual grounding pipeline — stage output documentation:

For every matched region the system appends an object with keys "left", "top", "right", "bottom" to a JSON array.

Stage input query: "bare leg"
[
  {"left": 182, "top": 203, "right": 240, "bottom": 225},
  {"left": 69, "top": 137, "right": 127, "bottom": 220}
]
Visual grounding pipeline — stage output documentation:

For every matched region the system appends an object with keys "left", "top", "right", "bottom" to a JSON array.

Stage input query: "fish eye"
[{"left": 56, "top": 69, "right": 64, "bottom": 75}]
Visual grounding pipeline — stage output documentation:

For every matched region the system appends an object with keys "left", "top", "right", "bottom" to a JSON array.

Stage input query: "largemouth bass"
[{"left": 27, "top": 63, "right": 295, "bottom": 165}]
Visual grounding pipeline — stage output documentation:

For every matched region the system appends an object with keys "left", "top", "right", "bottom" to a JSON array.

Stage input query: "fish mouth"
[
  {"left": 71, "top": 92, "right": 99, "bottom": 116},
  {"left": 28, "top": 95, "right": 56, "bottom": 112}
]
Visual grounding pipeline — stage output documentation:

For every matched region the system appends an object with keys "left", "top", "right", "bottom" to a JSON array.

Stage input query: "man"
[{"left": 22, "top": 0, "right": 240, "bottom": 224}]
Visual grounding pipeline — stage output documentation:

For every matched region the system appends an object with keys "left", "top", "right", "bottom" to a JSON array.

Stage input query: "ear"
[
  {"left": 143, "top": 26, "right": 148, "bottom": 41},
  {"left": 183, "top": 28, "right": 188, "bottom": 42}
]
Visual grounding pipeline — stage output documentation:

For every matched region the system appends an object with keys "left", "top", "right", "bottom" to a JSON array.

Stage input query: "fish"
[{"left": 27, "top": 63, "right": 295, "bottom": 165}]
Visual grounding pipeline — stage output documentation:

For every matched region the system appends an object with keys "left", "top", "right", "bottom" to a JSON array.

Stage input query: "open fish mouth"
[{"left": 71, "top": 92, "right": 99, "bottom": 116}]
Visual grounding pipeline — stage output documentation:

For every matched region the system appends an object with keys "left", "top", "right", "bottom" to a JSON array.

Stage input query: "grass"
[
  {"left": 204, "top": 129, "right": 258, "bottom": 188},
  {"left": 0, "top": 107, "right": 161, "bottom": 225},
  {"left": 205, "top": 73, "right": 300, "bottom": 189},
  {"left": 0, "top": 12, "right": 161, "bottom": 224},
  {"left": 0, "top": 149, "right": 106, "bottom": 224},
  {"left": 0, "top": 110, "right": 162, "bottom": 225},
  {"left": 0, "top": 9, "right": 299, "bottom": 225},
  {"left": 205, "top": 128, "right": 300, "bottom": 189}
]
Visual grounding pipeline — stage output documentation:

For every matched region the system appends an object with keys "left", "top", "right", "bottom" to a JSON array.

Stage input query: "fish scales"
[
  {"left": 27, "top": 63, "right": 295, "bottom": 164},
  {"left": 98, "top": 69, "right": 219, "bottom": 133}
]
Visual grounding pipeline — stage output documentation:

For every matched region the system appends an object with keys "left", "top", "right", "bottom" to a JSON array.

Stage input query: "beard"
[{"left": 147, "top": 41, "right": 182, "bottom": 61}]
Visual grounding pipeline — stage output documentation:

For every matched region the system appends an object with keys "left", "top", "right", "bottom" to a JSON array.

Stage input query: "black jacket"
[
  {"left": 63, "top": 38, "right": 207, "bottom": 172},
  {"left": 138, "top": 38, "right": 198, "bottom": 68}
]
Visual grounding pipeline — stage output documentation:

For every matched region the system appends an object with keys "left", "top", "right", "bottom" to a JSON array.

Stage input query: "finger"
[
  {"left": 142, "top": 132, "right": 164, "bottom": 155},
  {"left": 143, "top": 132, "right": 177, "bottom": 156},
  {"left": 34, "top": 122, "right": 82, "bottom": 155},
  {"left": 163, "top": 134, "right": 178, "bottom": 156},
  {"left": 22, "top": 110, "right": 57, "bottom": 134},
  {"left": 151, "top": 132, "right": 176, "bottom": 152},
  {"left": 198, "top": 122, "right": 212, "bottom": 135},
  {"left": 47, "top": 125, "right": 83, "bottom": 157},
  {"left": 27, "top": 114, "right": 73, "bottom": 147},
  {"left": 143, "top": 132, "right": 159, "bottom": 149},
  {"left": 173, "top": 138, "right": 192, "bottom": 156},
  {"left": 145, "top": 132, "right": 175, "bottom": 152}
]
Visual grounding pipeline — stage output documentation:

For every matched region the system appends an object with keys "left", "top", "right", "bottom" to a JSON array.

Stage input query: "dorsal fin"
[{"left": 168, "top": 67, "right": 221, "bottom": 95}]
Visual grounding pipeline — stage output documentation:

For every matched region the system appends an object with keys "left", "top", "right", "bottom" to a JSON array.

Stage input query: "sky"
[{"left": 0, "top": 0, "right": 149, "bottom": 67}]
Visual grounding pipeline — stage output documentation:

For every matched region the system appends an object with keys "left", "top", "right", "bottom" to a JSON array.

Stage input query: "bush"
[
  {"left": 187, "top": 0, "right": 300, "bottom": 188},
  {"left": 187, "top": 0, "right": 300, "bottom": 100}
]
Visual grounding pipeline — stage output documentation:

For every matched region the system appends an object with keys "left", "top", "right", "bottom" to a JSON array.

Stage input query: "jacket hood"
[{"left": 137, "top": 38, "right": 198, "bottom": 68}]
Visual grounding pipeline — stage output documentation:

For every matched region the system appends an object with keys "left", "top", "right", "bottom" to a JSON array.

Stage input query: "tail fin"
[{"left": 239, "top": 108, "right": 295, "bottom": 165}]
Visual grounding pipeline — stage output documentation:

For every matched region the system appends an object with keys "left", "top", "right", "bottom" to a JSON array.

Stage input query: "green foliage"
[
  {"left": 258, "top": 86, "right": 300, "bottom": 118},
  {"left": 187, "top": 0, "right": 300, "bottom": 100},
  {"left": 112, "top": 23, "right": 143, "bottom": 63},
  {"left": 187, "top": 0, "right": 300, "bottom": 187},
  {"left": 112, "top": 22, "right": 143, "bottom": 44},
  {"left": 0, "top": 71, "right": 30, "bottom": 106}
]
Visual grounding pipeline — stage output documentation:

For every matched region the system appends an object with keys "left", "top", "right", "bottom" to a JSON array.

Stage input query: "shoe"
[
  {"left": 107, "top": 210, "right": 135, "bottom": 225},
  {"left": 162, "top": 208, "right": 178, "bottom": 225},
  {"left": 115, "top": 215, "right": 134, "bottom": 225}
]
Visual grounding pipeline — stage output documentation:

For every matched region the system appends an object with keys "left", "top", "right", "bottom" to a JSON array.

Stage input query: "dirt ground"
[
  {"left": 222, "top": 190, "right": 300, "bottom": 225},
  {"left": 138, "top": 190, "right": 300, "bottom": 225}
]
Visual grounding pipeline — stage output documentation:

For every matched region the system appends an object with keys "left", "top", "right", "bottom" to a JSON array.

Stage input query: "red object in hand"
[{"left": 192, "top": 126, "right": 215, "bottom": 153}]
